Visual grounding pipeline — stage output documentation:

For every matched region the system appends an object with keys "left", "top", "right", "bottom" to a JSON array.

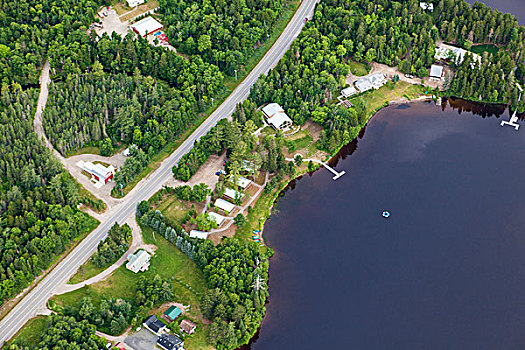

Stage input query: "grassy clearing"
[
  {"left": 354, "top": 81, "right": 426, "bottom": 115},
  {"left": 66, "top": 145, "right": 101, "bottom": 157},
  {"left": 471, "top": 44, "right": 500, "bottom": 56},
  {"left": 286, "top": 134, "right": 313, "bottom": 152},
  {"left": 348, "top": 60, "right": 371, "bottom": 76},
  {"left": 156, "top": 196, "right": 195, "bottom": 223},
  {"left": 68, "top": 259, "right": 107, "bottom": 285},
  {"left": 7, "top": 315, "right": 49, "bottom": 348},
  {"left": 121, "top": 0, "right": 159, "bottom": 22},
  {"left": 53, "top": 226, "right": 206, "bottom": 310},
  {"left": 94, "top": 161, "right": 111, "bottom": 168}
]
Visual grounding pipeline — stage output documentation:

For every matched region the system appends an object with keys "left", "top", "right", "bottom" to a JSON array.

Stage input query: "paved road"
[{"left": 0, "top": 0, "right": 317, "bottom": 344}]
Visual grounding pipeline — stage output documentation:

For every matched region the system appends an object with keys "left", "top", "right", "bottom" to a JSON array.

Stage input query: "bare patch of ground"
[{"left": 164, "top": 153, "right": 226, "bottom": 190}]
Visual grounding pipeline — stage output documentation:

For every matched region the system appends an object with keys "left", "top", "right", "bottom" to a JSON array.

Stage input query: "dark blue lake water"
[{"left": 250, "top": 100, "right": 525, "bottom": 349}]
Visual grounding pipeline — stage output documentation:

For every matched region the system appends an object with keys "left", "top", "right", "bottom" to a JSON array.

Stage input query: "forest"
[
  {"left": 91, "top": 223, "right": 132, "bottom": 268},
  {"left": 0, "top": 85, "right": 98, "bottom": 307},
  {"left": 158, "top": 0, "right": 286, "bottom": 74}
]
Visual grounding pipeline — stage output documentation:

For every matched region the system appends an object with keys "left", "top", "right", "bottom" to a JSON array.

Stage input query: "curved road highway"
[{"left": 0, "top": 0, "right": 318, "bottom": 345}]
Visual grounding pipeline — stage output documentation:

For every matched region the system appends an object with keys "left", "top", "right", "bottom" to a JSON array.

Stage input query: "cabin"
[
  {"left": 126, "top": 250, "right": 151, "bottom": 273},
  {"left": 214, "top": 198, "right": 236, "bottom": 213},
  {"left": 430, "top": 65, "right": 444, "bottom": 80},
  {"left": 262, "top": 103, "right": 293, "bottom": 130},
  {"left": 162, "top": 306, "right": 182, "bottom": 323},
  {"left": 207, "top": 212, "right": 226, "bottom": 226},
  {"left": 224, "top": 187, "right": 244, "bottom": 201},
  {"left": 230, "top": 176, "right": 251, "bottom": 190},
  {"left": 189, "top": 230, "right": 208, "bottom": 239},
  {"left": 127, "top": 0, "right": 145, "bottom": 7},
  {"left": 341, "top": 86, "right": 358, "bottom": 98},
  {"left": 157, "top": 334, "right": 184, "bottom": 350},
  {"left": 143, "top": 315, "right": 166, "bottom": 336},
  {"left": 180, "top": 319, "right": 197, "bottom": 334}
]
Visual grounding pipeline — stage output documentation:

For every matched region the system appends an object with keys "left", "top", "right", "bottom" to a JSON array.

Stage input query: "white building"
[
  {"left": 341, "top": 86, "right": 358, "bottom": 98},
  {"left": 354, "top": 73, "right": 387, "bottom": 92},
  {"left": 214, "top": 198, "right": 236, "bottom": 213},
  {"left": 434, "top": 45, "right": 481, "bottom": 65},
  {"left": 230, "top": 176, "right": 251, "bottom": 189},
  {"left": 207, "top": 212, "right": 226, "bottom": 226},
  {"left": 224, "top": 187, "right": 244, "bottom": 201},
  {"left": 126, "top": 250, "right": 151, "bottom": 273},
  {"left": 262, "top": 103, "right": 293, "bottom": 130},
  {"left": 130, "top": 17, "right": 163, "bottom": 37},
  {"left": 189, "top": 230, "right": 209, "bottom": 239},
  {"left": 420, "top": 2, "right": 434, "bottom": 11},
  {"left": 430, "top": 64, "right": 444, "bottom": 80},
  {"left": 127, "top": 0, "right": 145, "bottom": 7},
  {"left": 77, "top": 160, "right": 114, "bottom": 184}
]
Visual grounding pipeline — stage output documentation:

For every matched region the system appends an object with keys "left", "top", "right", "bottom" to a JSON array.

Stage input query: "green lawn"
[
  {"left": 471, "top": 44, "right": 500, "bottom": 56},
  {"left": 68, "top": 259, "right": 107, "bottom": 284},
  {"left": 348, "top": 60, "right": 371, "bottom": 76},
  {"left": 354, "top": 81, "right": 426, "bottom": 115},
  {"left": 53, "top": 226, "right": 206, "bottom": 310},
  {"left": 156, "top": 196, "right": 195, "bottom": 223},
  {"left": 286, "top": 133, "right": 313, "bottom": 152},
  {"left": 7, "top": 315, "right": 49, "bottom": 348}
]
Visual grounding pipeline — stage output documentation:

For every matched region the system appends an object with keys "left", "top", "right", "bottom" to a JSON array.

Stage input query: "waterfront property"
[
  {"left": 143, "top": 315, "right": 166, "bottom": 336},
  {"left": 77, "top": 160, "right": 114, "bottom": 184},
  {"left": 262, "top": 103, "right": 293, "bottom": 130},
  {"left": 157, "top": 334, "right": 184, "bottom": 350},
  {"left": 430, "top": 65, "right": 444, "bottom": 80},
  {"left": 162, "top": 306, "right": 182, "bottom": 323},
  {"left": 354, "top": 73, "right": 387, "bottom": 92},
  {"left": 130, "top": 17, "right": 163, "bottom": 37},
  {"left": 126, "top": 250, "right": 151, "bottom": 273},
  {"left": 179, "top": 319, "right": 197, "bottom": 334}
]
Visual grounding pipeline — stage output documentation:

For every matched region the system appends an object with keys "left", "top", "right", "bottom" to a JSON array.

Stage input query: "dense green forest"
[
  {"left": 0, "top": 0, "right": 100, "bottom": 85},
  {"left": 158, "top": 0, "right": 286, "bottom": 74},
  {"left": 8, "top": 315, "right": 107, "bottom": 350},
  {"left": 91, "top": 223, "right": 131, "bottom": 268},
  {"left": 0, "top": 85, "right": 98, "bottom": 306}
]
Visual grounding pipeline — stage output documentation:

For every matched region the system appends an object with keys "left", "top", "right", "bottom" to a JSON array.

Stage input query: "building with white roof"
[
  {"left": 430, "top": 65, "right": 444, "bottom": 80},
  {"left": 126, "top": 250, "right": 151, "bottom": 273},
  {"left": 434, "top": 45, "right": 481, "bottom": 66},
  {"left": 224, "top": 187, "right": 244, "bottom": 201},
  {"left": 214, "top": 198, "right": 236, "bottom": 213},
  {"left": 341, "top": 86, "right": 358, "bottom": 98},
  {"left": 230, "top": 176, "right": 251, "bottom": 189},
  {"left": 242, "top": 160, "right": 256, "bottom": 173},
  {"left": 130, "top": 17, "right": 163, "bottom": 37},
  {"left": 207, "top": 212, "right": 226, "bottom": 226},
  {"left": 190, "top": 230, "right": 209, "bottom": 239},
  {"left": 127, "top": 0, "right": 145, "bottom": 7},
  {"left": 420, "top": 2, "right": 434, "bottom": 11},
  {"left": 262, "top": 103, "right": 293, "bottom": 130},
  {"left": 354, "top": 73, "right": 387, "bottom": 92},
  {"left": 77, "top": 160, "right": 114, "bottom": 184}
]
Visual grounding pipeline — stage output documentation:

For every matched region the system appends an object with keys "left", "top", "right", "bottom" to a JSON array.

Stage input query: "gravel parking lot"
[
  {"left": 96, "top": 9, "right": 130, "bottom": 37},
  {"left": 124, "top": 329, "right": 158, "bottom": 350}
]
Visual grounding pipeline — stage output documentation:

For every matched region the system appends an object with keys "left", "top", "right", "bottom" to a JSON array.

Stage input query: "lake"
[
  {"left": 466, "top": 0, "right": 525, "bottom": 24},
  {"left": 250, "top": 100, "right": 525, "bottom": 349}
]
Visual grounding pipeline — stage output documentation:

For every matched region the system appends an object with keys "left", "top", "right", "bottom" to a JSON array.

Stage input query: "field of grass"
[
  {"left": 157, "top": 196, "right": 195, "bottom": 223},
  {"left": 7, "top": 315, "right": 49, "bottom": 348},
  {"left": 348, "top": 60, "right": 371, "bottom": 76},
  {"left": 68, "top": 259, "right": 107, "bottom": 285},
  {"left": 471, "top": 44, "right": 500, "bottom": 56},
  {"left": 66, "top": 145, "right": 101, "bottom": 157},
  {"left": 53, "top": 226, "right": 206, "bottom": 310},
  {"left": 285, "top": 133, "right": 313, "bottom": 152},
  {"left": 355, "top": 81, "right": 426, "bottom": 115}
]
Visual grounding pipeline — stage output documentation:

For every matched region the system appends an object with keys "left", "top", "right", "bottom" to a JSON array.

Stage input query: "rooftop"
[
  {"left": 157, "top": 334, "right": 183, "bottom": 350},
  {"left": 163, "top": 305, "right": 182, "bottom": 321},
  {"left": 130, "top": 16, "right": 163, "bottom": 37},
  {"left": 430, "top": 64, "right": 444, "bottom": 78},
  {"left": 214, "top": 198, "right": 236, "bottom": 213},
  {"left": 143, "top": 315, "right": 165, "bottom": 335},
  {"left": 189, "top": 230, "right": 208, "bottom": 239},
  {"left": 207, "top": 212, "right": 226, "bottom": 226}
]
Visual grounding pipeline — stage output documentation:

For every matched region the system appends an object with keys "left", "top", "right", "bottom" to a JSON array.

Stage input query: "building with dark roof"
[
  {"left": 157, "top": 334, "right": 184, "bottom": 350},
  {"left": 143, "top": 315, "right": 166, "bottom": 336}
]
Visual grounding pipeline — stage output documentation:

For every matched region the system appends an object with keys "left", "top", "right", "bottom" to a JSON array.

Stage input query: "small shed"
[
  {"left": 214, "top": 198, "right": 236, "bottom": 213},
  {"left": 162, "top": 306, "right": 182, "bottom": 323},
  {"left": 180, "top": 319, "right": 197, "bottom": 334},
  {"left": 430, "top": 64, "right": 444, "bottom": 80}
]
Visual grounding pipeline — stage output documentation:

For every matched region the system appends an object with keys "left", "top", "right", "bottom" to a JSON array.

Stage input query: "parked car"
[{"left": 215, "top": 170, "right": 227, "bottom": 176}]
